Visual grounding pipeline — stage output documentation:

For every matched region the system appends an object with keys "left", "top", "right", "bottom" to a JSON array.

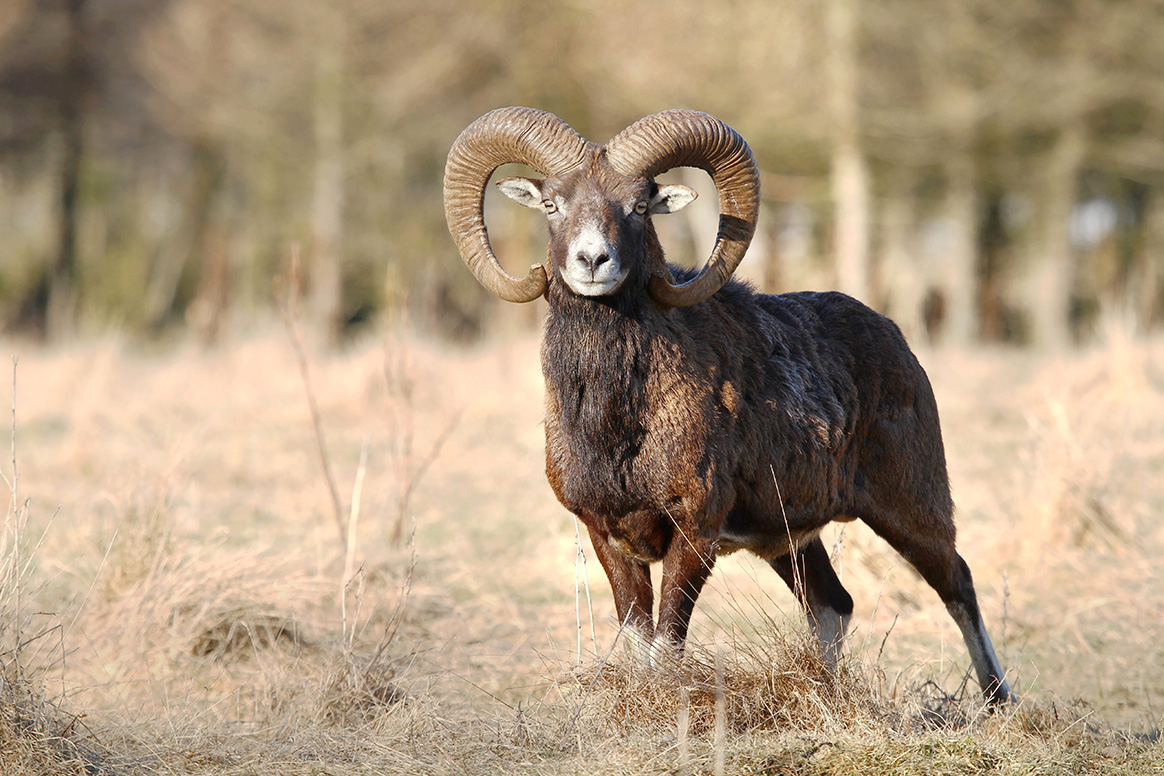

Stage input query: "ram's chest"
[{"left": 543, "top": 363, "right": 727, "bottom": 519}]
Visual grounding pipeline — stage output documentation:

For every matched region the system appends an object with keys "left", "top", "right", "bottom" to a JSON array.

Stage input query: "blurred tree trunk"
[
  {"left": 1028, "top": 123, "right": 1086, "bottom": 350},
  {"left": 188, "top": 224, "right": 231, "bottom": 346},
  {"left": 978, "top": 190, "right": 1010, "bottom": 342},
  {"left": 938, "top": 147, "right": 979, "bottom": 346},
  {"left": 759, "top": 201, "right": 783, "bottom": 294},
  {"left": 1129, "top": 188, "right": 1164, "bottom": 329},
  {"left": 46, "top": 0, "right": 89, "bottom": 340},
  {"left": 310, "top": 4, "right": 346, "bottom": 345},
  {"left": 826, "top": 0, "right": 870, "bottom": 302},
  {"left": 879, "top": 171, "right": 926, "bottom": 343},
  {"left": 144, "top": 142, "right": 225, "bottom": 331},
  {"left": 184, "top": 143, "right": 229, "bottom": 345}
]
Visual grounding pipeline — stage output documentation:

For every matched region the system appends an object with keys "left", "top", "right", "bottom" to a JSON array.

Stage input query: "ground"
[{"left": 2, "top": 320, "right": 1162, "bottom": 774}]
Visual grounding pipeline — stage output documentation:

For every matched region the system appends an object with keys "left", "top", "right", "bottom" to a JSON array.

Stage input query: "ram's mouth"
[
  {"left": 564, "top": 272, "right": 627, "bottom": 297},
  {"left": 570, "top": 280, "right": 623, "bottom": 300}
]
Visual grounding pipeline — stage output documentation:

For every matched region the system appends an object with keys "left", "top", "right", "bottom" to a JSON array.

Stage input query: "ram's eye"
[
  {"left": 543, "top": 200, "right": 558, "bottom": 214},
  {"left": 634, "top": 200, "right": 649, "bottom": 215}
]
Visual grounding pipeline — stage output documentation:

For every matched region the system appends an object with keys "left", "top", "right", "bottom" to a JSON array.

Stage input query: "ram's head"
[{"left": 443, "top": 107, "right": 760, "bottom": 307}]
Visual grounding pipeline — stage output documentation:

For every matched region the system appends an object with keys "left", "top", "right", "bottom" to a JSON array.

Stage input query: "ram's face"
[{"left": 497, "top": 164, "right": 695, "bottom": 298}]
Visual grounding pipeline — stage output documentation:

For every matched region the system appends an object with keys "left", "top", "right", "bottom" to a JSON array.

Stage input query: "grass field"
[{"left": 2, "top": 320, "right": 1163, "bottom": 774}]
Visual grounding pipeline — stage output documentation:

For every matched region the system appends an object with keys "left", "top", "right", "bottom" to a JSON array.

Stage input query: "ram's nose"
[{"left": 575, "top": 249, "right": 611, "bottom": 276}]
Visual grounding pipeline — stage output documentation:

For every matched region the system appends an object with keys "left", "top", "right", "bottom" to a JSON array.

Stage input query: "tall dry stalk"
[
  {"left": 343, "top": 435, "right": 369, "bottom": 586},
  {"left": 714, "top": 645, "right": 726, "bottom": 776},
  {"left": 2, "top": 357, "right": 23, "bottom": 674},
  {"left": 382, "top": 297, "right": 459, "bottom": 545},
  {"left": 276, "top": 244, "right": 347, "bottom": 548},
  {"left": 0, "top": 358, "right": 50, "bottom": 681},
  {"left": 3, "top": 357, "right": 15, "bottom": 497},
  {"left": 573, "top": 519, "right": 597, "bottom": 664}
]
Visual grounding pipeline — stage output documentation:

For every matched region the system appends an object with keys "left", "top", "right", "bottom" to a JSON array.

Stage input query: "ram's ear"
[
  {"left": 496, "top": 176, "right": 546, "bottom": 209},
  {"left": 650, "top": 184, "right": 697, "bottom": 215}
]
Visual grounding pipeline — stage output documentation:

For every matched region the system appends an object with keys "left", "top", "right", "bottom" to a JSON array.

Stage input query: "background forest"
[{"left": 3, "top": 0, "right": 1164, "bottom": 348}]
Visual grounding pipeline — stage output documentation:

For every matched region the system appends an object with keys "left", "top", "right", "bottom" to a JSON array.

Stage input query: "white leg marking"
[
  {"left": 648, "top": 634, "right": 679, "bottom": 669},
  {"left": 810, "top": 606, "right": 849, "bottom": 671},
  {"left": 618, "top": 619, "right": 656, "bottom": 670},
  {"left": 947, "top": 601, "right": 1014, "bottom": 701}
]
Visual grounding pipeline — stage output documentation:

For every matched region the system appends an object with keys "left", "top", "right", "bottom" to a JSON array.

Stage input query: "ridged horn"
[
  {"left": 444, "top": 107, "right": 589, "bottom": 302},
  {"left": 605, "top": 110, "right": 759, "bottom": 308}
]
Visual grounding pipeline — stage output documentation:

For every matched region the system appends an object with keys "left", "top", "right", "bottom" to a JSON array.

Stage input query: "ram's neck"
[{"left": 542, "top": 289, "right": 657, "bottom": 435}]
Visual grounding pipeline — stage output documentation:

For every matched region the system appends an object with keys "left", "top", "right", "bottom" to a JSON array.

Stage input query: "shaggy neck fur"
[
  {"left": 545, "top": 295, "right": 647, "bottom": 488},
  {"left": 540, "top": 240, "right": 672, "bottom": 514}
]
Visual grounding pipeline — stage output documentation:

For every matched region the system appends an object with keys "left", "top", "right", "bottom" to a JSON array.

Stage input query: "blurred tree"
[
  {"left": 826, "top": 0, "right": 871, "bottom": 303},
  {"left": 877, "top": 169, "right": 926, "bottom": 341},
  {"left": 138, "top": 0, "right": 231, "bottom": 343},
  {"left": 1028, "top": 124, "right": 1087, "bottom": 350},
  {"left": 48, "top": 0, "right": 88, "bottom": 339},
  {"left": 309, "top": 0, "right": 346, "bottom": 344},
  {"left": 0, "top": 0, "right": 93, "bottom": 337},
  {"left": 0, "top": 0, "right": 171, "bottom": 338},
  {"left": 916, "top": 1, "right": 990, "bottom": 347}
]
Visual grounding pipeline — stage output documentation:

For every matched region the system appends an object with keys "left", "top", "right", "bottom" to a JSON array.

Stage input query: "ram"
[{"left": 444, "top": 107, "right": 1014, "bottom": 704}]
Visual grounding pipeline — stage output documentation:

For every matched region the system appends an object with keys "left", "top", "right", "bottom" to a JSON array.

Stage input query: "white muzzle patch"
[{"left": 563, "top": 222, "right": 626, "bottom": 296}]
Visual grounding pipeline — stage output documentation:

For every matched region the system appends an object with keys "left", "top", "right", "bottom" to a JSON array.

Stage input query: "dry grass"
[{"left": 1, "top": 323, "right": 1163, "bottom": 774}]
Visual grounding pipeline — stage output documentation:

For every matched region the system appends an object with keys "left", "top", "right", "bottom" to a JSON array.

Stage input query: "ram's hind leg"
[
  {"left": 581, "top": 519, "right": 654, "bottom": 658},
  {"left": 861, "top": 508, "right": 1015, "bottom": 705},
  {"left": 769, "top": 536, "right": 854, "bottom": 670}
]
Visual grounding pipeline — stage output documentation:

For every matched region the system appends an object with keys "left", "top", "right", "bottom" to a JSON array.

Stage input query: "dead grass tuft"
[
  {"left": 81, "top": 544, "right": 330, "bottom": 683},
  {"left": 189, "top": 608, "right": 305, "bottom": 661},
  {"left": 0, "top": 674, "right": 108, "bottom": 776},
  {"left": 1014, "top": 331, "right": 1164, "bottom": 557},
  {"left": 97, "top": 486, "right": 177, "bottom": 601},
  {"left": 560, "top": 631, "right": 879, "bottom": 744},
  {"left": 309, "top": 653, "right": 408, "bottom": 728}
]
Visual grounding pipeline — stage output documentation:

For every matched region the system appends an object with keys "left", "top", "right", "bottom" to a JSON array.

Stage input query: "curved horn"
[
  {"left": 444, "top": 107, "right": 589, "bottom": 302},
  {"left": 606, "top": 110, "right": 759, "bottom": 308}
]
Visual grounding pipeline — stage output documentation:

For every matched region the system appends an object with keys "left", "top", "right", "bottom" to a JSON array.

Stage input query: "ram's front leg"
[
  {"left": 580, "top": 517, "right": 654, "bottom": 659},
  {"left": 651, "top": 524, "right": 716, "bottom": 665}
]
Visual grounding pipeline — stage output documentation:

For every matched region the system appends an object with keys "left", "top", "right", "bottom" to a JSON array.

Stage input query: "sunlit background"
[{"left": 2, "top": 0, "right": 1162, "bottom": 348}]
